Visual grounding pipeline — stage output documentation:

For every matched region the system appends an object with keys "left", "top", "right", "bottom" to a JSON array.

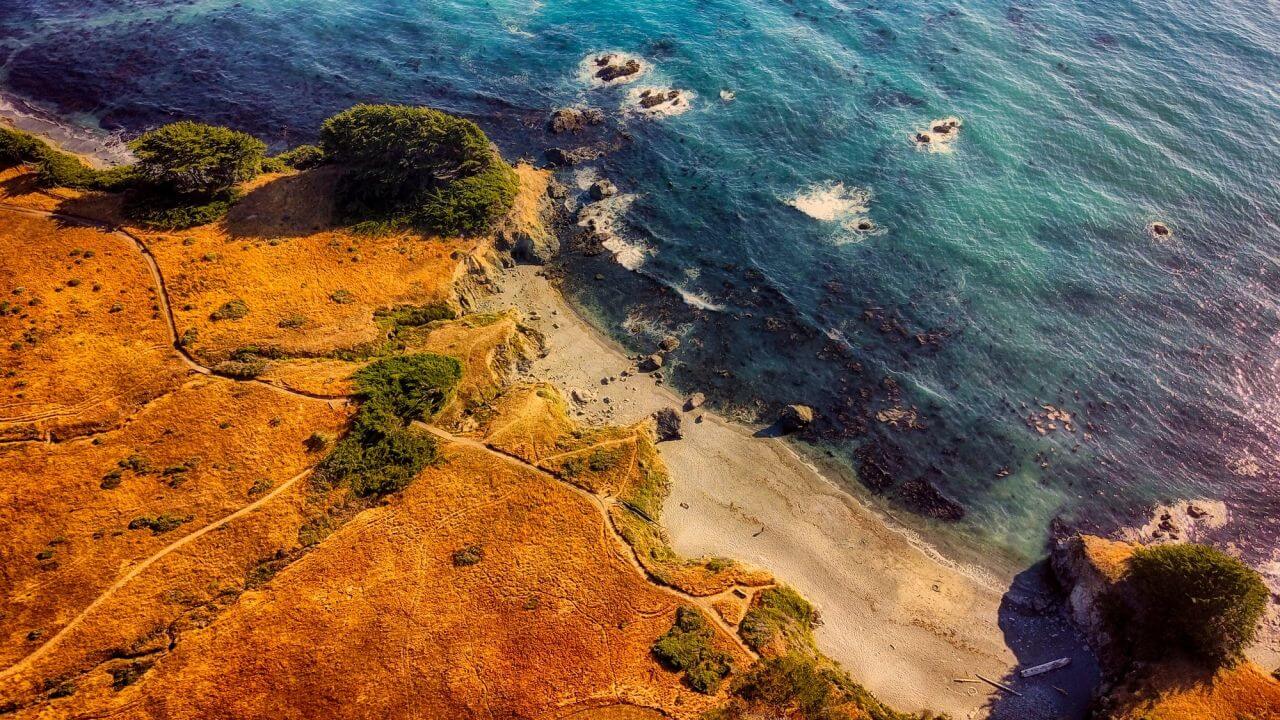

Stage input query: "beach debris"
[
  {"left": 753, "top": 526, "right": 766, "bottom": 537},
  {"left": 1147, "top": 221, "right": 1173, "bottom": 240},
  {"left": 640, "top": 353, "right": 664, "bottom": 372},
  {"left": 975, "top": 673, "right": 1023, "bottom": 697},
  {"left": 912, "top": 116, "right": 962, "bottom": 153},
  {"left": 589, "top": 179, "right": 617, "bottom": 201},
  {"left": 1026, "top": 404, "right": 1076, "bottom": 435},
  {"left": 779, "top": 404, "right": 814, "bottom": 432},
  {"left": 685, "top": 392, "right": 706, "bottom": 411},
  {"left": 1019, "top": 657, "right": 1071, "bottom": 678},
  {"left": 653, "top": 407, "right": 683, "bottom": 442},
  {"left": 875, "top": 405, "right": 922, "bottom": 429},
  {"left": 548, "top": 106, "right": 604, "bottom": 134}
]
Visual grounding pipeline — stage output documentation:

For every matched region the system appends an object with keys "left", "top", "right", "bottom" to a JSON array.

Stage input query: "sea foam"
[{"left": 784, "top": 181, "right": 880, "bottom": 244}]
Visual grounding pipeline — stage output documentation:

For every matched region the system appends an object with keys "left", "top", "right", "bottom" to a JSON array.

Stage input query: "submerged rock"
[
  {"left": 659, "top": 335, "right": 680, "bottom": 352},
  {"left": 653, "top": 408, "right": 683, "bottom": 442},
  {"left": 544, "top": 146, "right": 601, "bottom": 167},
  {"left": 896, "top": 477, "right": 965, "bottom": 521},
  {"left": 548, "top": 106, "right": 604, "bottom": 134},
  {"left": 779, "top": 404, "right": 814, "bottom": 432}
]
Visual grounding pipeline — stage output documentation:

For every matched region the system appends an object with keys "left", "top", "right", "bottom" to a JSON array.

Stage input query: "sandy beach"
[{"left": 477, "top": 264, "right": 1039, "bottom": 719}]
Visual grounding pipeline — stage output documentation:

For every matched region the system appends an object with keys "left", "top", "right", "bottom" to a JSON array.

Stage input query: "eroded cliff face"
[{"left": 1050, "top": 534, "right": 1280, "bottom": 720}]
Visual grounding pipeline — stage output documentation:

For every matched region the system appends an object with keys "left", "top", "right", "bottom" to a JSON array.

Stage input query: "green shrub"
[
  {"left": 1128, "top": 543, "right": 1268, "bottom": 665},
  {"left": 319, "top": 104, "right": 516, "bottom": 236},
  {"left": 0, "top": 126, "right": 137, "bottom": 191},
  {"left": 213, "top": 358, "right": 267, "bottom": 379},
  {"left": 109, "top": 660, "right": 153, "bottom": 690},
  {"left": 374, "top": 302, "right": 457, "bottom": 328},
  {"left": 210, "top": 299, "right": 249, "bottom": 321},
  {"left": 127, "top": 514, "right": 191, "bottom": 535},
  {"left": 739, "top": 586, "right": 816, "bottom": 654},
  {"left": 416, "top": 160, "right": 519, "bottom": 237},
  {"left": 652, "top": 606, "right": 733, "bottom": 694},
  {"left": 274, "top": 144, "right": 325, "bottom": 170},
  {"left": 452, "top": 544, "right": 485, "bottom": 566},
  {"left": 129, "top": 122, "right": 265, "bottom": 196},
  {"left": 316, "top": 353, "right": 461, "bottom": 497},
  {"left": 123, "top": 188, "right": 239, "bottom": 230}
]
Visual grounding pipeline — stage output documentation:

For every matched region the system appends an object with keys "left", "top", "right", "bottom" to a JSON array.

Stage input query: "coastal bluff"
[{"left": 1052, "top": 535, "right": 1280, "bottom": 719}]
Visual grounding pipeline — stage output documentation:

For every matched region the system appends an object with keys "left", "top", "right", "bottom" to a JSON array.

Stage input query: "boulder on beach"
[
  {"left": 589, "top": 179, "right": 617, "bottom": 200},
  {"left": 653, "top": 408, "right": 683, "bottom": 442},
  {"left": 779, "top": 404, "right": 814, "bottom": 432},
  {"left": 685, "top": 392, "right": 705, "bottom": 411},
  {"left": 639, "top": 353, "right": 664, "bottom": 372},
  {"left": 659, "top": 336, "right": 680, "bottom": 352}
]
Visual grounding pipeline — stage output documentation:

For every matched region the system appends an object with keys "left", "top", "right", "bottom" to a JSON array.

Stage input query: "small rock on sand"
[
  {"left": 640, "top": 354, "right": 664, "bottom": 372},
  {"left": 685, "top": 392, "right": 706, "bottom": 411}
]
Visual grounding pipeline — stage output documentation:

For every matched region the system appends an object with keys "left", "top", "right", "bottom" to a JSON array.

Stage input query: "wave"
[
  {"left": 783, "top": 181, "right": 881, "bottom": 244},
  {"left": 675, "top": 287, "right": 724, "bottom": 311}
]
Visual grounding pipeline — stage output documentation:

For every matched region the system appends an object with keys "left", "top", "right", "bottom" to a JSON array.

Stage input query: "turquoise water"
[{"left": 3, "top": 0, "right": 1278, "bottom": 567}]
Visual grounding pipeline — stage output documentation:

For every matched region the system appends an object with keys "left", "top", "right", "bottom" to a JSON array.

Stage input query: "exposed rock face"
[
  {"left": 653, "top": 408, "right": 682, "bottom": 442},
  {"left": 544, "top": 146, "right": 601, "bottom": 167},
  {"left": 1050, "top": 534, "right": 1134, "bottom": 675},
  {"left": 596, "top": 57, "right": 642, "bottom": 82},
  {"left": 639, "top": 353, "right": 664, "bottom": 372},
  {"left": 779, "top": 404, "right": 814, "bottom": 432},
  {"left": 895, "top": 477, "right": 964, "bottom": 521},
  {"left": 589, "top": 179, "right": 617, "bottom": 201},
  {"left": 548, "top": 107, "right": 604, "bottom": 134}
]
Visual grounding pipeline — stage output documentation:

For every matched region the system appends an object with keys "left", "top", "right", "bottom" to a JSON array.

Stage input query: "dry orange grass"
[
  {"left": 137, "top": 168, "right": 469, "bottom": 363},
  {"left": 0, "top": 377, "right": 348, "bottom": 700},
  {"left": 0, "top": 207, "right": 187, "bottom": 441},
  {"left": 1110, "top": 660, "right": 1280, "bottom": 720},
  {"left": 24, "top": 439, "right": 747, "bottom": 719}
]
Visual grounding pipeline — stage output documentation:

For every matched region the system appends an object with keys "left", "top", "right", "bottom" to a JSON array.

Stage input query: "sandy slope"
[{"left": 476, "top": 265, "right": 1023, "bottom": 719}]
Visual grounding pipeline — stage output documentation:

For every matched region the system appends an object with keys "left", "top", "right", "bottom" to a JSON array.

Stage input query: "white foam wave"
[
  {"left": 784, "top": 181, "right": 882, "bottom": 245},
  {"left": 577, "top": 191, "right": 646, "bottom": 270},
  {"left": 676, "top": 288, "right": 724, "bottom": 311}
]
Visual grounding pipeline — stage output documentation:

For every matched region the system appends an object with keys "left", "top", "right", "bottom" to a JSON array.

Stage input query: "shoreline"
[
  {"left": 476, "top": 264, "right": 1035, "bottom": 718},
  {"left": 0, "top": 90, "right": 133, "bottom": 167}
]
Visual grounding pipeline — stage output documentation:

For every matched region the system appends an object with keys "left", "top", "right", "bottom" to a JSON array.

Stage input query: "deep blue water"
[{"left": 3, "top": 0, "right": 1279, "bottom": 571}]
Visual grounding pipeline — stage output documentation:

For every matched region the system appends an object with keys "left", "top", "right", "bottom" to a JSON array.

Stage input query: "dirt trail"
[
  {"left": 0, "top": 202, "right": 350, "bottom": 408},
  {"left": 0, "top": 467, "right": 314, "bottom": 683},
  {"left": 417, "top": 423, "right": 765, "bottom": 659}
]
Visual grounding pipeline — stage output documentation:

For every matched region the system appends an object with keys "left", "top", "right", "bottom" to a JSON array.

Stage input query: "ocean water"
[{"left": 3, "top": 0, "right": 1279, "bottom": 572}]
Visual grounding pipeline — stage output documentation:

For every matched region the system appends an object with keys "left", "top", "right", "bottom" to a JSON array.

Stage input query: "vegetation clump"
[
  {"left": 0, "top": 127, "right": 135, "bottom": 190},
  {"left": 710, "top": 654, "right": 934, "bottom": 720},
  {"left": 320, "top": 104, "right": 518, "bottom": 236},
  {"left": 1126, "top": 543, "right": 1268, "bottom": 665},
  {"left": 125, "top": 121, "right": 265, "bottom": 229},
  {"left": 652, "top": 606, "right": 733, "bottom": 694},
  {"left": 127, "top": 514, "right": 192, "bottom": 535},
  {"left": 316, "top": 353, "right": 461, "bottom": 497},
  {"left": 260, "top": 143, "right": 324, "bottom": 173},
  {"left": 452, "top": 544, "right": 485, "bottom": 567},
  {"left": 740, "top": 586, "right": 818, "bottom": 655},
  {"left": 210, "top": 299, "right": 249, "bottom": 321}
]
